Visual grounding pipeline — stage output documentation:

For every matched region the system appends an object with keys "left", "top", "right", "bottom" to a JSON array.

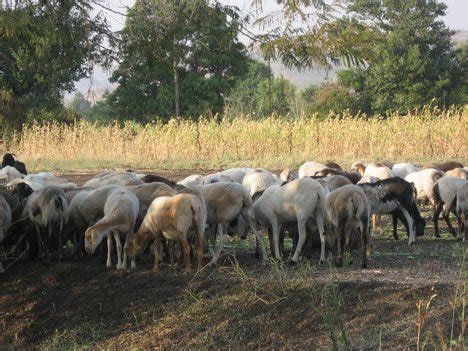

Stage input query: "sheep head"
[
  {"left": 349, "top": 161, "right": 366, "bottom": 176},
  {"left": 84, "top": 227, "right": 101, "bottom": 254},
  {"left": 124, "top": 233, "right": 145, "bottom": 259}
]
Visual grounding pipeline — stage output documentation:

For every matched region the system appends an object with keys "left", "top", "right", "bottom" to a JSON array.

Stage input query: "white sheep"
[
  {"left": 279, "top": 168, "right": 299, "bottom": 183},
  {"left": 0, "top": 166, "right": 23, "bottom": 184},
  {"left": 456, "top": 183, "right": 468, "bottom": 241},
  {"left": 392, "top": 163, "right": 419, "bottom": 179},
  {"left": 23, "top": 172, "right": 66, "bottom": 186},
  {"left": 298, "top": 161, "right": 328, "bottom": 178},
  {"left": 405, "top": 168, "right": 445, "bottom": 204},
  {"left": 432, "top": 176, "right": 467, "bottom": 237},
  {"left": 242, "top": 168, "right": 278, "bottom": 197},
  {"left": 84, "top": 188, "right": 139, "bottom": 269},
  {"left": 125, "top": 193, "right": 206, "bottom": 272},
  {"left": 83, "top": 171, "right": 143, "bottom": 188},
  {"left": 326, "top": 185, "right": 371, "bottom": 268},
  {"left": 177, "top": 174, "right": 204, "bottom": 188},
  {"left": 24, "top": 186, "right": 68, "bottom": 262},
  {"left": 445, "top": 168, "right": 467, "bottom": 179},
  {"left": 219, "top": 167, "right": 252, "bottom": 183},
  {"left": 199, "top": 182, "right": 267, "bottom": 265},
  {"left": 253, "top": 178, "right": 327, "bottom": 263},
  {"left": 203, "top": 173, "right": 233, "bottom": 185}
]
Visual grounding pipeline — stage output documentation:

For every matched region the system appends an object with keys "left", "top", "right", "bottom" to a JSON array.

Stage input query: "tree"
[
  {"left": 342, "top": 0, "right": 464, "bottom": 114},
  {"left": 109, "top": 0, "right": 248, "bottom": 120},
  {"left": 251, "top": 1, "right": 376, "bottom": 70},
  {"left": 0, "top": 1, "right": 114, "bottom": 129},
  {"left": 69, "top": 92, "right": 92, "bottom": 117},
  {"left": 256, "top": 76, "right": 296, "bottom": 117},
  {"left": 225, "top": 59, "right": 272, "bottom": 116}
]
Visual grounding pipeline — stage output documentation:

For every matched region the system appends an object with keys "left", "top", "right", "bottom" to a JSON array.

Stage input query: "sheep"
[
  {"left": 177, "top": 174, "right": 204, "bottom": 188},
  {"left": 322, "top": 175, "right": 353, "bottom": 193},
  {"left": 279, "top": 168, "right": 299, "bottom": 183},
  {"left": 349, "top": 162, "right": 393, "bottom": 179},
  {"left": 0, "top": 166, "right": 23, "bottom": 184},
  {"left": 298, "top": 161, "right": 328, "bottom": 178},
  {"left": 445, "top": 168, "right": 467, "bottom": 179},
  {"left": 140, "top": 174, "right": 180, "bottom": 188},
  {"left": 125, "top": 182, "right": 177, "bottom": 230},
  {"left": 358, "top": 178, "right": 426, "bottom": 245},
  {"left": 2, "top": 153, "right": 27, "bottom": 175},
  {"left": 253, "top": 178, "right": 327, "bottom": 263},
  {"left": 456, "top": 183, "right": 468, "bottom": 241},
  {"left": 326, "top": 185, "right": 371, "bottom": 268},
  {"left": 219, "top": 168, "right": 253, "bottom": 183},
  {"left": 24, "top": 186, "right": 68, "bottom": 262},
  {"left": 392, "top": 163, "right": 419, "bottom": 179},
  {"left": 200, "top": 182, "right": 267, "bottom": 265},
  {"left": 405, "top": 168, "right": 445, "bottom": 204},
  {"left": 0, "top": 194, "right": 12, "bottom": 273},
  {"left": 23, "top": 172, "right": 66, "bottom": 186},
  {"left": 313, "top": 168, "right": 362, "bottom": 184},
  {"left": 357, "top": 175, "right": 379, "bottom": 185},
  {"left": 325, "top": 161, "right": 342, "bottom": 171},
  {"left": 424, "top": 161, "right": 464, "bottom": 172},
  {"left": 242, "top": 168, "right": 278, "bottom": 197},
  {"left": 84, "top": 188, "right": 139, "bottom": 269},
  {"left": 83, "top": 171, "right": 143, "bottom": 188},
  {"left": 125, "top": 193, "right": 206, "bottom": 272},
  {"left": 203, "top": 173, "right": 234, "bottom": 185},
  {"left": 432, "top": 177, "right": 467, "bottom": 238},
  {"left": 349, "top": 161, "right": 367, "bottom": 176}
]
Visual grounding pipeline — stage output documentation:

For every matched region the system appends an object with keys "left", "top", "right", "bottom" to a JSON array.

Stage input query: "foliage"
[
  {"left": 107, "top": 0, "right": 249, "bottom": 121},
  {"left": 252, "top": 1, "right": 376, "bottom": 70},
  {"left": 0, "top": 0, "right": 114, "bottom": 129},
  {"left": 69, "top": 92, "right": 92, "bottom": 118},
  {"left": 226, "top": 60, "right": 296, "bottom": 117},
  {"left": 341, "top": 0, "right": 465, "bottom": 115}
]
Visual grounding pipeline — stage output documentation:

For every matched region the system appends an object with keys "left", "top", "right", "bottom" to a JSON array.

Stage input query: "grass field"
[
  {"left": 0, "top": 170, "right": 466, "bottom": 350},
  {"left": 2, "top": 107, "right": 467, "bottom": 172}
]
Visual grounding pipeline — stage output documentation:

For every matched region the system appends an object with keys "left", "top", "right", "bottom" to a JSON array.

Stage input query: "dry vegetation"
[{"left": 3, "top": 107, "right": 467, "bottom": 171}]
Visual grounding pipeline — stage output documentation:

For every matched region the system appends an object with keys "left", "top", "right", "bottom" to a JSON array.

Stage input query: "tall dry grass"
[{"left": 3, "top": 107, "right": 467, "bottom": 171}]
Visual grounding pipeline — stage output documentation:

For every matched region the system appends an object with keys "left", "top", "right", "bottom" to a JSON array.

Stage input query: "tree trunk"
[{"left": 173, "top": 60, "right": 180, "bottom": 117}]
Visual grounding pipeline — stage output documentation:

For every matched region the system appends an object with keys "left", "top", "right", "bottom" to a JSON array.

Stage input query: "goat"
[
  {"left": 125, "top": 193, "right": 206, "bottom": 272},
  {"left": 358, "top": 178, "right": 425, "bottom": 245},
  {"left": 253, "top": 178, "right": 327, "bottom": 264},
  {"left": 326, "top": 185, "right": 371, "bottom": 268},
  {"left": 84, "top": 189, "right": 139, "bottom": 269},
  {"left": 432, "top": 177, "right": 467, "bottom": 238},
  {"left": 2, "top": 153, "right": 27, "bottom": 175}
]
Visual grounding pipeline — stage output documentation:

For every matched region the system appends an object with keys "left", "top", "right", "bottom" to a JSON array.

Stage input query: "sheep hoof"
[{"left": 319, "top": 259, "right": 325, "bottom": 265}]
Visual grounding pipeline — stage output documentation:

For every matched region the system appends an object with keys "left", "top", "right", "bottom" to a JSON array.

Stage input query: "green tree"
[
  {"left": 69, "top": 92, "right": 92, "bottom": 117},
  {"left": 0, "top": 1, "right": 114, "bottom": 129},
  {"left": 225, "top": 59, "right": 272, "bottom": 115},
  {"left": 343, "top": 0, "right": 464, "bottom": 114},
  {"left": 109, "top": 0, "right": 248, "bottom": 121},
  {"left": 256, "top": 76, "right": 296, "bottom": 117}
]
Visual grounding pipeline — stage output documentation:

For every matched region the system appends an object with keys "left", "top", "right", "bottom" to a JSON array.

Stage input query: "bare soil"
[{"left": 0, "top": 170, "right": 465, "bottom": 350}]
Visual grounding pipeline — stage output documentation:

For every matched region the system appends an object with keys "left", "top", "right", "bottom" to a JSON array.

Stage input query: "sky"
[{"left": 72, "top": 0, "right": 468, "bottom": 99}]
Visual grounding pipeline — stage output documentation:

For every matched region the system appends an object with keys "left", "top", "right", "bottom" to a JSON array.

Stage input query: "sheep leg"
[
  {"left": 35, "top": 224, "right": 42, "bottom": 260},
  {"left": 267, "top": 227, "right": 274, "bottom": 257},
  {"left": 335, "top": 226, "right": 343, "bottom": 267},
  {"left": 242, "top": 212, "right": 267, "bottom": 263},
  {"left": 270, "top": 220, "right": 282, "bottom": 260},
  {"left": 361, "top": 221, "right": 370, "bottom": 269},
  {"left": 182, "top": 237, "right": 191, "bottom": 273},
  {"left": 433, "top": 202, "right": 443, "bottom": 238},
  {"left": 442, "top": 206, "right": 456, "bottom": 237},
  {"left": 291, "top": 219, "right": 306, "bottom": 263},
  {"left": 113, "top": 231, "right": 124, "bottom": 269},
  {"left": 196, "top": 229, "right": 204, "bottom": 271},
  {"left": 317, "top": 217, "right": 326, "bottom": 265},
  {"left": 401, "top": 209, "right": 416, "bottom": 245},
  {"left": 153, "top": 235, "right": 161, "bottom": 272},
  {"left": 168, "top": 240, "right": 175, "bottom": 270},
  {"left": 391, "top": 213, "right": 400, "bottom": 240},
  {"left": 209, "top": 224, "right": 228, "bottom": 266},
  {"left": 106, "top": 234, "right": 113, "bottom": 268}
]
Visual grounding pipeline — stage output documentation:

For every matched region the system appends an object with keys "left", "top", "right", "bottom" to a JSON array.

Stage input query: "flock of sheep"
[{"left": 0, "top": 153, "right": 467, "bottom": 274}]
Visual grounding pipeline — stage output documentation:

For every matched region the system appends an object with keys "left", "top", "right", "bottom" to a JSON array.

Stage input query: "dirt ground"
[{"left": 0, "top": 170, "right": 466, "bottom": 350}]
